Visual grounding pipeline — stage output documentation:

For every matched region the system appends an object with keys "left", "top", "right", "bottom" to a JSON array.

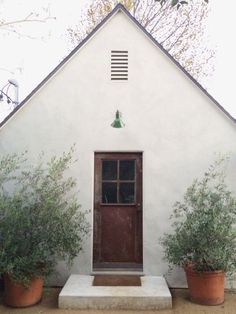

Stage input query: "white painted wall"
[{"left": 1, "top": 10, "right": 236, "bottom": 287}]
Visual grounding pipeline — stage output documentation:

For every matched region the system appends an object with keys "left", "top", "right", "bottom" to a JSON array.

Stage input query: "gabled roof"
[{"left": 0, "top": 3, "right": 235, "bottom": 128}]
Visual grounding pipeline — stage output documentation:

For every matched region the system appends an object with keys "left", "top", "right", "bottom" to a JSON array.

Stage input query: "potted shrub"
[
  {"left": 0, "top": 148, "right": 90, "bottom": 307},
  {"left": 160, "top": 155, "right": 236, "bottom": 305}
]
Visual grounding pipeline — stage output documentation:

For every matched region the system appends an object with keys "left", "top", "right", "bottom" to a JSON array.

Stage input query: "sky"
[
  {"left": 205, "top": 2, "right": 236, "bottom": 116},
  {"left": 0, "top": 0, "right": 236, "bottom": 121}
]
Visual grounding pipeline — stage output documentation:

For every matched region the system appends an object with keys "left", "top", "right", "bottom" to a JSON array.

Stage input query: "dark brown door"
[{"left": 93, "top": 152, "right": 142, "bottom": 270}]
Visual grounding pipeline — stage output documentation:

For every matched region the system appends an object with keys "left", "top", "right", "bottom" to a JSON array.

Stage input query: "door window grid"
[{"left": 101, "top": 159, "right": 136, "bottom": 204}]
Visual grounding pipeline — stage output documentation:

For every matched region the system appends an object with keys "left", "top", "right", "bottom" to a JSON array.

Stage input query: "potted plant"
[
  {"left": 0, "top": 148, "right": 90, "bottom": 307},
  {"left": 160, "top": 155, "right": 236, "bottom": 305}
]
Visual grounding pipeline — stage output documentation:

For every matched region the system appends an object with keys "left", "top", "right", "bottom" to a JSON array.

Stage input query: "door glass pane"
[
  {"left": 119, "top": 160, "right": 135, "bottom": 180},
  {"left": 102, "top": 160, "right": 117, "bottom": 180},
  {"left": 102, "top": 183, "right": 117, "bottom": 203},
  {"left": 119, "top": 183, "right": 135, "bottom": 203}
]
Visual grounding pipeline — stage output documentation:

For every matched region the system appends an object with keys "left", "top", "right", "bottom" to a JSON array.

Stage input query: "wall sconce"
[{"left": 111, "top": 110, "right": 125, "bottom": 128}]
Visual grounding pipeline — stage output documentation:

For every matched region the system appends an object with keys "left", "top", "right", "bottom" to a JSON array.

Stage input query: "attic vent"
[{"left": 111, "top": 50, "right": 128, "bottom": 81}]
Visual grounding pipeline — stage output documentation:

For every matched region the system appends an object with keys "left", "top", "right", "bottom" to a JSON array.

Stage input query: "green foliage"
[
  {"left": 0, "top": 147, "right": 90, "bottom": 286},
  {"left": 160, "top": 155, "right": 236, "bottom": 275}
]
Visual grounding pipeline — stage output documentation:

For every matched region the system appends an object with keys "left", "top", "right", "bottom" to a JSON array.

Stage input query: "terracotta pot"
[
  {"left": 3, "top": 274, "right": 43, "bottom": 307},
  {"left": 185, "top": 267, "right": 225, "bottom": 305}
]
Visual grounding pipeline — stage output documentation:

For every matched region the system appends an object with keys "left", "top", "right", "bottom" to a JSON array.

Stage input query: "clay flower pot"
[
  {"left": 3, "top": 274, "right": 43, "bottom": 307},
  {"left": 185, "top": 267, "right": 225, "bottom": 305}
]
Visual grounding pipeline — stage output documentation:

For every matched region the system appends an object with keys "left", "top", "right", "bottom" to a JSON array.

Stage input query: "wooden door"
[{"left": 93, "top": 153, "right": 142, "bottom": 270}]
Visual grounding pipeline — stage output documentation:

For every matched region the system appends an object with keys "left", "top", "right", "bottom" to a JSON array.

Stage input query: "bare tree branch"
[
  {"left": 0, "top": 15, "right": 53, "bottom": 28},
  {"left": 0, "top": 6, "right": 55, "bottom": 39}
]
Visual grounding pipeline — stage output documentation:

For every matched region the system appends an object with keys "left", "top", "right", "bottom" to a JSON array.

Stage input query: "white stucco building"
[{"left": 1, "top": 4, "right": 236, "bottom": 287}]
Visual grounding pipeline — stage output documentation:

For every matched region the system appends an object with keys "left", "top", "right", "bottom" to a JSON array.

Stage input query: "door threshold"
[{"left": 92, "top": 269, "right": 144, "bottom": 276}]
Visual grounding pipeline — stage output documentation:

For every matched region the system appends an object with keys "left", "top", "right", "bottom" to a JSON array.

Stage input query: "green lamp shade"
[{"left": 111, "top": 110, "right": 125, "bottom": 128}]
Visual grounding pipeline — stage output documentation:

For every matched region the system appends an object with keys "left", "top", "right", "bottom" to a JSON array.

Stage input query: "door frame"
[{"left": 93, "top": 151, "right": 143, "bottom": 271}]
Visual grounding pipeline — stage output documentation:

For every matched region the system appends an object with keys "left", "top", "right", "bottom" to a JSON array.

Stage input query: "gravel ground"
[{"left": 1, "top": 288, "right": 236, "bottom": 314}]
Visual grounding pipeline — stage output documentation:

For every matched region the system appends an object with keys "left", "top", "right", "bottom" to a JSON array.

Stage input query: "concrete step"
[{"left": 58, "top": 275, "right": 172, "bottom": 310}]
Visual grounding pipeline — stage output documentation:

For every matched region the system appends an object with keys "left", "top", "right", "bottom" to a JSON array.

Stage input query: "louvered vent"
[{"left": 111, "top": 50, "right": 128, "bottom": 80}]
